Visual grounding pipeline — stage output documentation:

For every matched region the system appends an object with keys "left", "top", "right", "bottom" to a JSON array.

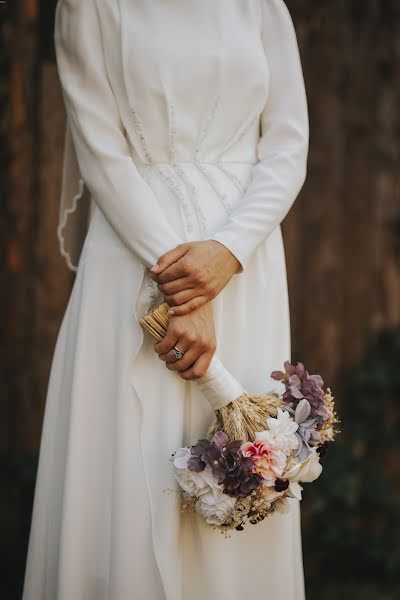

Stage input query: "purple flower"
[
  {"left": 188, "top": 431, "right": 263, "bottom": 498},
  {"left": 187, "top": 439, "right": 210, "bottom": 472},
  {"left": 271, "top": 361, "right": 328, "bottom": 418},
  {"left": 284, "top": 399, "right": 323, "bottom": 461},
  {"left": 223, "top": 459, "right": 263, "bottom": 497}
]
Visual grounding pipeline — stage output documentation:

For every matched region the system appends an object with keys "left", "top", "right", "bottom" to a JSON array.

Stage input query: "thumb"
[{"left": 150, "top": 244, "right": 189, "bottom": 274}]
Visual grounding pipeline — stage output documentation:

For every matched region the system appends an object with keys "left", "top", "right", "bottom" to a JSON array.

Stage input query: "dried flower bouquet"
[{"left": 141, "top": 303, "right": 338, "bottom": 531}]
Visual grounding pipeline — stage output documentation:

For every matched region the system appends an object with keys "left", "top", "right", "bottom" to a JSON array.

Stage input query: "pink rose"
[{"left": 241, "top": 440, "right": 287, "bottom": 487}]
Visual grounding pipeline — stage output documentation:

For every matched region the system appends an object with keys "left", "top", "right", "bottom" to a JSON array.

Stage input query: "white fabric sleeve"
[
  {"left": 210, "top": 0, "right": 309, "bottom": 272},
  {"left": 54, "top": 0, "right": 182, "bottom": 269},
  {"left": 196, "top": 355, "right": 247, "bottom": 411}
]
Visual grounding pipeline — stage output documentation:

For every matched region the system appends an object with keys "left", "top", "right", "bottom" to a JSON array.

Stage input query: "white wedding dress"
[{"left": 23, "top": 1, "right": 309, "bottom": 598}]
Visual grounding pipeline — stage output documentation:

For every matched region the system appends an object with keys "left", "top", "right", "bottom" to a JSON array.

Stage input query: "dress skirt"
[{"left": 22, "top": 161, "right": 306, "bottom": 600}]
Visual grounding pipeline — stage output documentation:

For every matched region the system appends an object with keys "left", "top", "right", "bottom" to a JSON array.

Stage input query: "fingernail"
[
  {"left": 150, "top": 265, "right": 158, "bottom": 272},
  {"left": 168, "top": 309, "right": 175, "bottom": 316}
]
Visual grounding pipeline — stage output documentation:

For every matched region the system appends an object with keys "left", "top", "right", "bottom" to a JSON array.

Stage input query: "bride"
[{"left": 23, "top": 1, "right": 309, "bottom": 598}]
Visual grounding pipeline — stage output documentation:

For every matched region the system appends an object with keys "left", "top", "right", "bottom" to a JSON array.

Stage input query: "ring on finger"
[{"left": 172, "top": 346, "right": 184, "bottom": 360}]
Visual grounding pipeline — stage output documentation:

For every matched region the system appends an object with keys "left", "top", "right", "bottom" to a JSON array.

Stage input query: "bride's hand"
[
  {"left": 153, "top": 302, "right": 216, "bottom": 380},
  {"left": 150, "top": 240, "right": 241, "bottom": 316}
]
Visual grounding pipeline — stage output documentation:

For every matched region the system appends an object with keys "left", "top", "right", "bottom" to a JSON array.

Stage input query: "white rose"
[
  {"left": 172, "top": 451, "right": 220, "bottom": 498},
  {"left": 284, "top": 451, "right": 323, "bottom": 500},
  {"left": 174, "top": 469, "right": 209, "bottom": 497},
  {"left": 196, "top": 489, "right": 237, "bottom": 526},
  {"left": 286, "top": 450, "right": 322, "bottom": 483}
]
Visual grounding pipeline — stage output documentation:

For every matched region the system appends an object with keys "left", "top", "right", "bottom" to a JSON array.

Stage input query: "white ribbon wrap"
[{"left": 195, "top": 355, "right": 246, "bottom": 411}]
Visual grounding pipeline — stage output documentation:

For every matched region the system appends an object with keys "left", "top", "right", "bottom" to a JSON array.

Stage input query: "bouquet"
[{"left": 141, "top": 303, "right": 339, "bottom": 531}]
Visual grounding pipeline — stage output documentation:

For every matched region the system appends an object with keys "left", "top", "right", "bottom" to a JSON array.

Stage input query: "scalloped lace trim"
[{"left": 57, "top": 177, "right": 85, "bottom": 273}]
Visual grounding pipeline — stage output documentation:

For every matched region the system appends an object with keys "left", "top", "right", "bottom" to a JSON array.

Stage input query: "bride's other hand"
[
  {"left": 153, "top": 302, "right": 216, "bottom": 380},
  {"left": 150, "top": 240, "right": 241, "bottom": 316}
]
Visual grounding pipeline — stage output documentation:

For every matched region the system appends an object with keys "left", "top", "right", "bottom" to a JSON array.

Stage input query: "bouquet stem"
[{"left": 140, "top": 303, "right": 281, "bottom": 441}]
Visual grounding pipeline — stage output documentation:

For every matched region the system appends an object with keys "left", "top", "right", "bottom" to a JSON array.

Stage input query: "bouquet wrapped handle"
[
  {"left": 139, "top": 301, "right": 245, "bottom": 410},
  {"left": 196, "top": 355, "right": 246, "bottom": 411},
  {"left": 140, "top": 302, "right": 282, "bottom": 440}
]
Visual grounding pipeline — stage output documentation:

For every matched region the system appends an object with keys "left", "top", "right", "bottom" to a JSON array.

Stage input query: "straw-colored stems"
[
  {"left": 208, "top": 393, "right": 283, "bottom": 441},
  {"left": 140, "top": 302, "right": 171, "bottom": 342}
]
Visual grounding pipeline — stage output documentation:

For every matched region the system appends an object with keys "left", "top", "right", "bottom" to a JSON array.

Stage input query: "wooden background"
[{"left": 0, "top": 0, "right": 399, "bottom": 598}]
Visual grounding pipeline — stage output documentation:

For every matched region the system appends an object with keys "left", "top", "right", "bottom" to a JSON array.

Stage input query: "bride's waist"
[
  {"left": 135, "top": 160, "right": 255, "bottom": 196},
  {"left": 135, "top": 159, "right": 256, "bottom": 179},
  {"left": 136, "top": 158, "right": 257, "bottom": 167},
  {"left": 83, "top": 158, "right": 255, "bottom": 264},
  {"left": 135, "top": 160, "right": 255, "bottom": 240}
]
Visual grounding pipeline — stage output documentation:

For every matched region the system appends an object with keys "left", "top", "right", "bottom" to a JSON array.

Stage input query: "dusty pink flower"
[
  {"left": 271, "top": 361, "right": 328, "bottom": 419},
  {"left": 241, "top": 440, "right": 286, "bottom": 487}
]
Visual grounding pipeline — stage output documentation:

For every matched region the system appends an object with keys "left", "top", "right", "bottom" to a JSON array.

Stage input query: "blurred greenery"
[
  {"left": 302, "top": 328, "right": 400, "bottom": 600},
  {"left": 1, "top": 453, "right": 37, "bottom": 600}
]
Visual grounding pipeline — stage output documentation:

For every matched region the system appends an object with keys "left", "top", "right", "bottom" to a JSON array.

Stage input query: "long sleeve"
[
  {"left": 211, "top": 0, "right": 309, "bottom": 272},
  {"left": 54, "top": 0, "right": 182, "bottom": 269}
]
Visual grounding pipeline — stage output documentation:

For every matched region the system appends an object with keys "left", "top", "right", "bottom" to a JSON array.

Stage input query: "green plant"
[{"left": 302, "top": 329, "right": 400, "bottom": 599}]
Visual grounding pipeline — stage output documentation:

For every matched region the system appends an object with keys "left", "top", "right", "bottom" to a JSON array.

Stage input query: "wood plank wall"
[{"left": 285, "top": 0, "right": 400, "bottom": 385}]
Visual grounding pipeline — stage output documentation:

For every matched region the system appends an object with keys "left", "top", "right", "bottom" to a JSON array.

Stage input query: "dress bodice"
[
  {"left": 100, "top": 1, "right": 269, "bottom": 166},
  {"left": 55, "top": 0, "right": 308, "bottom": 275}
]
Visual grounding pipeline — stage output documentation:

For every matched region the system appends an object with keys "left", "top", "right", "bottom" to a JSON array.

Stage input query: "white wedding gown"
[{"left": 23, "top": 1, "right": 309, "bottom": 598}]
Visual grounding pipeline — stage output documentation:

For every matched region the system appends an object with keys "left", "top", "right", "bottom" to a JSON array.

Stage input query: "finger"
[
  {"left": 166, "top": 347, "right": 200, "bottom": 372},
  {"left": 157, "top": 277, "right": 192, "bottom": 296},
  {"left": 158, "top": 339, "right": 191, "bottom": 363},
  {"left": 150, "top": 244, "right": 189, "bottom": 275},
  {"left": 156, "top": 260, "right": 187, "bottom": 285},
  {"left": 164, "top": 288, "right": 197, "bottom": 307},
  {"left": 154, "top": 332, "right": 178, "bottom": 355},
  {"left": 179, "top": 352, "right": 212, "bottom": 381},
  {"left": 168, "top": 296, "right": 207, "bottom": 317}
]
